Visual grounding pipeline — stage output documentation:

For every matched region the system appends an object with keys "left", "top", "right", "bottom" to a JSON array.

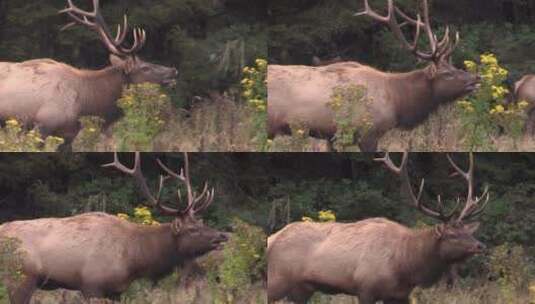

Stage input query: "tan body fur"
[
  {"left": 0, "top": 59, "right": 125, "bottom": 139},
  {"left": 268, "top": 218, "right": 472, "bottom": 304},
  {"left": 268, "top": 62, "right": 477, "bottom": 151},
  {"left": 0, "top": 212, "right": 205, "bottom": 303}
]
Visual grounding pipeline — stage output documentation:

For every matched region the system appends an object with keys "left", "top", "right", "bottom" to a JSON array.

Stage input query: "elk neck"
[
  {"left": 130, "top": 223, "right": 181, "bottom": 282},
  {"left": 76, "top": 65, "right": 127, "bottom": 118},
  {"left": 387, "top": 67, "right": 440, "bottom": 129},
  {"left": 397, "top": 227, "right": 449, "bottom": 287}
]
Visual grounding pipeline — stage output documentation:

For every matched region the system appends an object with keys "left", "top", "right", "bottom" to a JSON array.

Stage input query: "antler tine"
[
  {"left": 355, "top": 0, "right": 394, "bottom": 23},
  {"left": 375, "top": 152, "right": 449, "bottom": 221},
  {"left": 156, "top": 153, "right": 215, "bottom": 217},
  {"left": 60, "top": 0, "right": 146, "bottom": 57},
  {"left": 357, "top": 0, "right": 436, "bottom": 61},
  {"left": 446, "top": 153, "right": 490, "bottom": 223},
  {"left": 102, "top": 153, "right": 181, "bottom": 216}
]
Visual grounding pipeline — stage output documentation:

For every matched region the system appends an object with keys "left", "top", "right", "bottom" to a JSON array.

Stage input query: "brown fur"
[
  {"left": 0, "top": 212, "right": 227, "bottom": 303},
  {"left": 513, "top": 75, "right": 535, "bottom": 134},
  {"left": 267, "top": 218, "right": 483, "bottom": 304},
  {"left": 267, "top": 61, "right": 479, "bottom": 151}
]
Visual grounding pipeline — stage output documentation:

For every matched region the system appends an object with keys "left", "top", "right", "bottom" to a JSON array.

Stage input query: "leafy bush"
[
  {"left": 0, "top": 237, "right": 26, "bottom": 300},
  {"left": 242, "top": 59, "right": 268, "bottom": 151},
  {"left": 113, "top": 83, "right": 171, "bottom": 151},
  {"left": 0, "top": 119, "right": 64, "bottom": 152},
  {"left": 302, "top": 210, "right": 337, "bottom": 223},
  {"left": 328, "top": 85, "right": 369, "bottom": 151},
  {"left": 117, "top": 206, "right": 160, "bottom": 226},
  {"left": 72, "top": 116, "right": 105, "bottom": 152},
  {"left": 207, "top": 218, "right": 266, "bottom": 303},
  {"left": 458, "top": 53, "right": 527, "bottom": 150},
  {"left": 488, "top": 243, "right": 532, "bottom": 302}
]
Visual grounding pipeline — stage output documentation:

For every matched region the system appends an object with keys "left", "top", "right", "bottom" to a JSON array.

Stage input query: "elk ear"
[
  {"left": 426, "top": 64, "right": 438, "bottom": 79},
  {"left": 109, "top": 54, "right": 125, "bottom": 67},
  {"left": 464, "top": 222, "right": 480, "bottom": 234},
  {"left": 434, "top": 224, "right": 445, "bottom": 239},
  {"left": 171, "top": 217, "right": 186, "bottom": 235}
]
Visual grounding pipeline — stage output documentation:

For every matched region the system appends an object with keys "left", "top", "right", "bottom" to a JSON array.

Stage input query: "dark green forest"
[
  {"left": 0, "top": 0, "right": 267, "bottom": 103},
  {"left": 269, "top": 0, "right": 535, "bottom": 80}
]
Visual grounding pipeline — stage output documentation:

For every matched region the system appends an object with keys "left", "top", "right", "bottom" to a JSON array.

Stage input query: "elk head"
[
  {"left": 376, "top": 152, "right": 489, "bottom": 263},
  {"left": 60, "top": 0, "right": 178, "bottom": 87},
  {"left": 103, "top": 152, "right": 228, "bottom": 258},
  {"left": 357, "top": 0, "right": 480, "bottom": 103}
]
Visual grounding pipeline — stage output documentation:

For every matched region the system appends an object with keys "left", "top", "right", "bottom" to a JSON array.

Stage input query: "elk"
[
  {"left": 267, "top": 152, "right": 489, "bottom": 304},
  {"left": 268, "top": 0, "right": 481, "bottom": 151},
  {"left": 0, "top": 152, "right": 228, "bottom": 303},
  {"left": 0, "top": 0, "right": 178, "bottom": 142},
  {"left": 505, "top": 75, "right": 535, "bottom": 134}
]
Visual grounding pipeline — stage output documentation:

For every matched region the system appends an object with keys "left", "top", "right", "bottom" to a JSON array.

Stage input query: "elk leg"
[
  {"left": 357, "top": 293, "right": 377, "bottom": 304},
  {"left": 526, "top": 109, "right": 535, "bottom": 136},
  {"left": 7, "top": 275, "right": 37, "bottom": 304},
  {"left": 358, "top": 127, "right": 386, "bottom": 152},
  {"left": 287, "top": 284, "right": 314, "bottom": 304}
]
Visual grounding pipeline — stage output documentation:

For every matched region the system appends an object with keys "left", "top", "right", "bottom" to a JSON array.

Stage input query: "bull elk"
[
  {"left": 267, "top": 152, "right": 489, "bottom": 303},
  {"left": 0, "top": 0, "right": 178, "bottom": 141},
  {"left": 0, "top": 152, "right": 228, "bottom": 303},
  {"left": 268, "top": 0, "right": 481, "bottom": 151}
]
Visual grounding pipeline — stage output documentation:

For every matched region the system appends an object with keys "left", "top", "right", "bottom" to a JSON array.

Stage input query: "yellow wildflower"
[
  {"left": 6, "top": 119, "right": 19, "bottom": 127},
  {"left": 518, "top": 100, "right": 529, "bottom": 109}
]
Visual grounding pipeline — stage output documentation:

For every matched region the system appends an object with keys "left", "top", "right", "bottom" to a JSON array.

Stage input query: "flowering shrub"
[
  {"left": 117, "top": 206, "right": 160, "bottom": 226},
  {"left": 328, "top": 85, "right": 369, "bottom": 151},
  {"left": 0, "top": 119, "right": 64, "bottom": 152},
  {"left": 114, "top": 83, "right": 170, "bottom": 151},
  {"left": 241, "top": 59, "right": 268, "bottom": 150},
  {"left": 458, "top": 53, "right": 526, "bottom": 150},
  {"left": 72, "top": 116, "right": 105, "bottom": 151},
  {"left": 302, "top": 210, "right": 336, "bottom": 222},
  {"left": 0, "top": 237, "right": 26, "bottom": 299},
  {"left": 207, "top": 218, "right": 266, "bottom": 303}
]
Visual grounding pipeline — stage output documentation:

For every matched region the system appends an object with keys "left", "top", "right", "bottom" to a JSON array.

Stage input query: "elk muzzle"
[{"left": 211, "top": 232, "right": 229, "bottom": 250}]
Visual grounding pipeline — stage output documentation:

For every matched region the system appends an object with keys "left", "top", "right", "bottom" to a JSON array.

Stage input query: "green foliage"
[
  {"left": 302, "top": 210, "right": 337, "bottom": 223},
  {"left": 241, "top": 59, "right": 268, "bottom": 151},
  {"left": 114, "top": 83, "right": 171, "bottom": 151},
  {"left": 117, "top": 206, "right": 160, "bottom": 226},
  {"left": 489, "top": 243, "right": 532, "bottom": 302},
  {"left": 458, "top": 54, "right": 526, "bottom": 151},
  {"left": 72, "top": 116, "right": 105, "bottom": 152},
  {"left": 0, "top": 237, "right": 26, "bottom": 295},
  {"left": 328, "top": 85, "right": 369, "bottom": 151},
  {"left": 207, "top": 218, "right": 266, "bottom": 303},
  {"left": 0, "top": 119, "right": 64, "bottom": 152}
]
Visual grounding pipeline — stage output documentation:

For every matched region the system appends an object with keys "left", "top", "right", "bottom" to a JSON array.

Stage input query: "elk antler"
[
  {"left": 103, "top": 153, "right": 214, "bottom": 217},
  {"left": 446, "top": 153, "right": 490, "bottom": 223},
  {"left": 59, "top": 0, "right": 146, "bottom": 56},
  {"left": 156, "top": 155, "right": 215, "bottom": 216},
  {"left": 356, "top": 0, "right": 459, "bottom": 62},
  {"left": 375, "top": 152, "right": 461, "bottom": 222}
]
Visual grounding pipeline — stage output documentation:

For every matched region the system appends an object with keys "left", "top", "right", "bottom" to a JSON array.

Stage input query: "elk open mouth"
[
  {"left": 162, "top": 78, "right": 177, "bottom": 88},
  {"left": 465, "top": 81, "right": 481, "bottom": 93},
  {"left": 211, "top": 234, "right": 229, "bottom": 250}
]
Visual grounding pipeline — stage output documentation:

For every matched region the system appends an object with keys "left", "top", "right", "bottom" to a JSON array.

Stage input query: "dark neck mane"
[
  {"left": 387, "top": 66, "right": 441, "bottom": 129},
  {"left": 76, "top": 66, "right": 126, "bottom": 117},
  {"left": 131, "top": 224, "right": 181, "bottom": 282},
  {"left": 397, "top": 228, "right": 448, "bottom": 288}
]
